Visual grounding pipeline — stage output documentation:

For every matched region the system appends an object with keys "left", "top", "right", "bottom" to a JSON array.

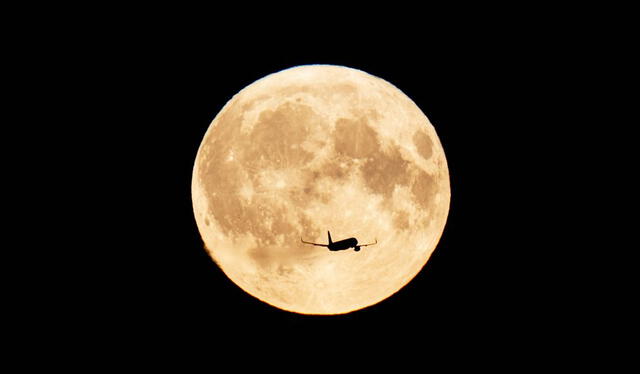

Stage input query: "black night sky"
[
  {"left": 40, "top": 15, "right": 590, "bottom": 359},
  {"left": 99, "top": 44, "right": 545, "bottom": 335}
]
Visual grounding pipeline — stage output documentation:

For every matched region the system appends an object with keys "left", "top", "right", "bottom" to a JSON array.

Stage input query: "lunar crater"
[{"left": 413, "top": 129, "right": 434, "bottom": 161}]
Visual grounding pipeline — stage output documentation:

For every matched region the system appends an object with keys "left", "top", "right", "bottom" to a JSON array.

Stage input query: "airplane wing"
[
  {"left": 359, "top": 239, "right": 378, "bottom": 247},
  {"left": 301, "top": 238, "right": 328, "bottom": 247}
]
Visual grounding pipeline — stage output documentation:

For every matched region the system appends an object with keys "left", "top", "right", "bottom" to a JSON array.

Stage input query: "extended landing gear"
[{"left": 354, "top": 246, "right": 361, "bottom": 252}]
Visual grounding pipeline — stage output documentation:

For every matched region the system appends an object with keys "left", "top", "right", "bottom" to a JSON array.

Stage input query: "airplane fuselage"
[
  {"left": 328, "top": 237, "right": 358, "bottom": 251},
  {"left": 301, "top": 231, "right": 375, "bottom": 252}
]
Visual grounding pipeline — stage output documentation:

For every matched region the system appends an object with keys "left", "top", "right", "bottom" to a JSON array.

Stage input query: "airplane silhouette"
[{"left": 301, "top": 231, "right": 377, "bottom": 252}]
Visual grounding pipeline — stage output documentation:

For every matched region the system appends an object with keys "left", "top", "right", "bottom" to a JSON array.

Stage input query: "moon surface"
[{"left": 192, "top": 65, "right": 450, "bottom": 314}]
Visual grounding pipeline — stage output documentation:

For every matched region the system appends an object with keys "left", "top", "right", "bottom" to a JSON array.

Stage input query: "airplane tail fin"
[{"left": 327, "top": 231, "right": 333, "bottom": 245}]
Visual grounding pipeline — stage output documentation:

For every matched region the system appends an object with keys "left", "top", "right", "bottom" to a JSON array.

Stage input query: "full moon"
[{"left": 192, "top": 65, "right": 450, "bottom": 314}]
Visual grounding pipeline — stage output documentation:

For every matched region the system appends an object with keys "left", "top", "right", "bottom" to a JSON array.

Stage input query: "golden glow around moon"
[{"left": 192, "top": 65, "right": 450, "bottom": 314}]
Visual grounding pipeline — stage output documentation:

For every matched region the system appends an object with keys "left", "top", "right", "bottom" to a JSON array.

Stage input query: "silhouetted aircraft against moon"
[{"left": 301, "top": 231, "right": 377, "bottom": 252}]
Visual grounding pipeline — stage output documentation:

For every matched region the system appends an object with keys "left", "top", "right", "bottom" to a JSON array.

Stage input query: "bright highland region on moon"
[{"left": 192, "top": 65, "right": 450, "bottom": 314}]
